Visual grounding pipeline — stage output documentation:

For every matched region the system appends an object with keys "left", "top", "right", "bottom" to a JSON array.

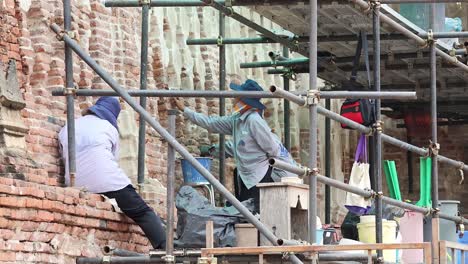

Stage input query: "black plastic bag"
[{"left": 174, "top": 186, "right": 255, "bottom": 248}]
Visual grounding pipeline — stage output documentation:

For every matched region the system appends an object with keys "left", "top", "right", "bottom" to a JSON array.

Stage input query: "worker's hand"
[{"left": 171, "top": 98, "right": 185, "bottom": 111}]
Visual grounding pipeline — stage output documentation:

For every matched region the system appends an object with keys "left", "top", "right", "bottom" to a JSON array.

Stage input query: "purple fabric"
[
  {"left": 354, "top": 134, "right": 367, "bottom": 163},
  {"left": 345, "top": 205, "right": 371, "bottom": 216}
]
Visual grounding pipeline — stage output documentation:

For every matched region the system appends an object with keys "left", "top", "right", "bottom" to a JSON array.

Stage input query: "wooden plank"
[
  {"left": 200, "top": 243, "right": 430, "bottom": 256},
  {"left": 432, "top": 218, "right": 440, "bottom": 264},
  {"left": 206, "top": 221, "right": 214, "bottom": 249},
  {"left": 440, "top": 240, "right": 448, "bottom": 264},
  {"left": 444, "top": 241, "right": 468, "bottom": 251},
  {"left": 423, "top": 241, "right": 432, "bottom": 264},
  {"left": 257, "top": 182, "right": 309, "bottom": 189}
]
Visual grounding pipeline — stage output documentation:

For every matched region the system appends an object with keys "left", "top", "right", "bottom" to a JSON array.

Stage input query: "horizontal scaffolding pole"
[
  {"left": 271, "top": 87, "right": 468, "bottom": 174},
  {"left": 49, "top": 23, "right": 303, "bottom": 264},
  {"left": 381, "top": 0, "right": 468, "bottom": 3},
  {"left": 240, "top": 58, "right": 309, "bottom": 68},
  {"left": 269, "top": 158, "right": 468, "bottom": 225},
  {"left": 104, "top": 0, "right": 224, "bottom": 7},
  {"left": 419, "top": 31, "right": 468, "bottom": 39},
  {"left": 51, "top": 87, "right": 417, "bottom": 100}
]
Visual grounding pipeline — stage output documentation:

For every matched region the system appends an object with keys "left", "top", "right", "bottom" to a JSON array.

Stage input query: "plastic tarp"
[{"left": 174, "top": 186, "right": 255, "bottom": 248}]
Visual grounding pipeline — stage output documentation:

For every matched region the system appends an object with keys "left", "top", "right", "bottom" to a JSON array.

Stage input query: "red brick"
[
  {"left": 0, "top": 251, "right": 15, "bottom": 261},
  {"left": 0, "top": 197, "right": 25, "bottom": 207}
]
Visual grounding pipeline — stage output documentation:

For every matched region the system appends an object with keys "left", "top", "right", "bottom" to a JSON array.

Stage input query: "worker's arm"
[
  {"left": 182, "top": 108, "right": 233, "bottom": 135},
  {"left": 248, "top": 115, "right": 282, "bottom": 157},
  {"left": 172, "top": 98, "right": 233, "bottom": 135}
]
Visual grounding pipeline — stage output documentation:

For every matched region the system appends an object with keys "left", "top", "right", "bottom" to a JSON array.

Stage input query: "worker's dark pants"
[
  {"left": 101, "top": 185, "right": 166, "bottom": 249},
  {"left": 233, "top": 166, "right": 274, "bottom": 213}
]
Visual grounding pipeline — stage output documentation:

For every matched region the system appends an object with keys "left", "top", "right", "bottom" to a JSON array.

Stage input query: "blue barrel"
[{"left": 180, "top": 157, "right": 212, "bottom": 184}]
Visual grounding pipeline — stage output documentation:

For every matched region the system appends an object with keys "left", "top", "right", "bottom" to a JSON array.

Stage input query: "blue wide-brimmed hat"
[
  {"left": 88, "top": 97, "right": 121, "bottom": 129},
  {"left": 229, "top": 79, "right": 266, "bottom": 110}
]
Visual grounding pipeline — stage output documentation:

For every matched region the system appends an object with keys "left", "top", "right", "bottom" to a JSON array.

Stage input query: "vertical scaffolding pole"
[
  {"left": 218, "top": 10, "right": 226, "bottom": 197},
  {"left": 283, "top": 46, "right": 291, "bottom": 151},
  {"left": 166, "top": 110, "right": 177, "bottom": 261},
  {"left": 64, "top": 0, "right": 76, "bottom": 187},
  {"left": 137, "top": 3, "right": 150, "bottom": 185},
  {"left": 308, "top": 0, "right": 318, "bottom": 246},
  {"left": 325, "top": 98, "right": 331, "bottom": 224},
  {"left": 430, "top": 4, "right": 440, "bottom": 264},
  {"left": 372, "top": 1, "right": 383, "bottom": 259}
]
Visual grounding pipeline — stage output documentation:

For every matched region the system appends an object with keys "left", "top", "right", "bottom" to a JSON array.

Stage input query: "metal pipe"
[
  {"left": 53, "top": 88, "right": 417, "bottom": 100},
  {"left": 103, "top": 246, "right": 144, "bottom": 257},
  {"left": 269, "top": 86, "right": 306, "bottom": 106},
  {"left": 430, "top": 5, "right": 440, "bottom": 263},
  {"left": 49, "top": 24, "right": 302, "bottom": 264},
  {"left": 240, "top": 58, "right": 309, "bottom": 69},
  {"left": 309, "top": 0, "right": 318, "bottom": 245},
  {"left": 381, "top": 0, "right": 468, "bottom": 3},
  {"left": 372, "top": 2, "right": 383, "bottom": 255},
  {"left": 419, "top": 31, "right": 468, "bottom": 39},
  {"left": 104, "top": 0, "right": 224, "bottom": 7},
  {"left": 63, "top": 0, "right": 76, "bottom": 187},
  {"left": 283, "top": 47, "right": 291, "bottom": 151},
  {"left": 200, "top": 0, "right": 308, "bottom": 56},
  {"left": 77, "top": 255, "right": 266, "bottom": 264},
  {"left": 186, "top": 34, "right": 408, "bottom": 45},
  {"left": 350, "top": 0, "right": 468, "bottom": 74},
  {"left": 219, "top": 9, "right": 226, "bottom": 199},
  {"left": 325, "top": 98, "right": 331, "bottom": 224},
  {"left": 166, "top": 110, "right": 177, "bottom": 259},
  {"left": 137, "top": 3, "right": 150, "bottom": 185}
]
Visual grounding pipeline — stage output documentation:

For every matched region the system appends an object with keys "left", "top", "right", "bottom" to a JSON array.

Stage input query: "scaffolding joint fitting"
[
  {"left": 376, "top": 256, "right": 384, "bottom": 264},
  {"left": 102, "top": 256, "right": 111, "bottom": 264},
  {"left": 458, "top": 162, "right": 465, "bottom": 185},
  {"left": 303, "top": 90, "right": 320, "bottom": 106},
  {"left": 198, "top": 257, "right": 217, "bottom": 264},
  {"left": 56, "top": 30, "right": 78, "bottom": 42},
  {"left": 64, "top": 87, "right": 77, "bottom": 97},
  {"left": 216, "top": 36, "right": 223, "bottom": 47},
  {"left": 139, "top": 0, "right": 151, "bottom": 5},
  {"left": 310, "top": 167, "right": 320, "bottom": 176},
  {"left": 162, "top": 255, "right": 175, "bottom": 263},
  {"left": 428, "top": 140, "right": 440, "bottom": 156},
  {"left": 281, "top": 68, "right": 297, "bottom": 81},
  {"left": 372, "top": 120, "right": 383, "bottom": 133}
]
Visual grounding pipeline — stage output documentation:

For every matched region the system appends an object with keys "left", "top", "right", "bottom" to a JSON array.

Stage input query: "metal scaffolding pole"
[
  {"left": 283, "top": 47, "right": 291, "bottom": 151},
  {"left": 137, "top": 2, "right": 150, "bottom": 185},
  {"left": 50, "top": 24, "right": 302, "bottom": 264},
  {"left": 218, "top": 9, "right": 226, "bottom": 199},
  {"left": 325, "top": 97, "right": 331, "bottom": 224},
  {"left": 381, "top": 0, "right": 468, "bottom": 3},
  {"left": 104, "top": 0, "right": 224, "bottom": 7},
  {"left": 52, "top": 88, "right": 417, "bottom": 100},
  {"left": 63, "top": 0, "right": 76, "bottom": 187},
  {"left": 240, "top": 58, "right": 309, "bottom": 68},
  {"left": 308, "top": 0, "right": 318, "bottom": 246},
  {"left": 165, "top": 110, "right": 177, "bottom": 262},
  {"left": 372, "top": 1, "right": 383, "bottom": 259},
  {"left": 430, "top": 4, "right": 440, "bottom": 264}
]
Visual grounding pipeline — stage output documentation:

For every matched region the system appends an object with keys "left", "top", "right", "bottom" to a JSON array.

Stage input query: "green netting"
[
  {"left": 384, "top": 160, "right": 402, "bottom": 201},
  {"left": 415, "top": 157, "right": 432, "bottom": 207}
]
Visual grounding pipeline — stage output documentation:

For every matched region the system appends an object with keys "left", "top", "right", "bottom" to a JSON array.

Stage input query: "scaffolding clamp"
[
  {"left": 56, "top": 30, "right": 77, "bottom": 42},
  {"left": 458, "top": 162, "right": 465, "bottom": 185},
  {"left": 64, "top": 86, "right": 77, "bottom": 97},
  {"left": 372, "top": 120, "right": 383, "bottom": 133},
  {"left": 216, "top": 36, "right": 223, "bottom": 47},
  {"left": 281, "top": 68, "right": 297, "bottom": 81},
  {"left": 428, "top": 140, "right": 440, "bottom": 156},
  {"left": 139, "top": 0, "right": 151, "bottom": 5},
  {"left": 102, "top": 256, "right": 111, "bottom": 264},
  {"left": 162, "top": 255, "right": 175, "bottom": 263},
  {"left": 303, "top": 89, "right": 320, "bottom": 106},
  {"left": 198, "top": 257, "right": 217, "bottom": 264}
]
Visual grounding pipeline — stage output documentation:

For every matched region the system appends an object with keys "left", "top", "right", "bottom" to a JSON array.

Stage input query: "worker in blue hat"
[
  {"left": 173, "top": 79, "right": 297, "bottom": 212},
  {"left": 59, "top": 97, "right": 166, "bottom": 249}
]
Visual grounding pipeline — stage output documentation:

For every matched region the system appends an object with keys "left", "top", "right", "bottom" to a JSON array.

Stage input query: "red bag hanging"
[{"left": 340, "top": 99, "right": 375, "bottom": 129}]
